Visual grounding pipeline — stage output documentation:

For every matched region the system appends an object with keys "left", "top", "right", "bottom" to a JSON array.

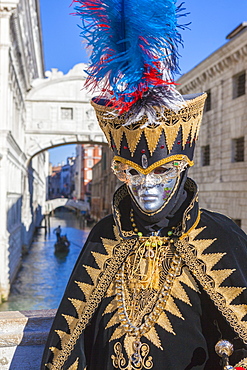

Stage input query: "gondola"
[{"left": 54, "top": 235, "right": 70, "bottom": 254}]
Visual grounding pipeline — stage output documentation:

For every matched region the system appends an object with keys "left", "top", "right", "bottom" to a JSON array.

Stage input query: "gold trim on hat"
[
  {"left": 91, "top": 93, "right": 207, "bottom": 156},
  {"left": 113, "top": 155, "right": 194, "bottom": 175}
]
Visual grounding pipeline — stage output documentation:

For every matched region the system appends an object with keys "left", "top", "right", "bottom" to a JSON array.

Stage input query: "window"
[
  {"left": 87, "top": 148, "right": 93, "bottom": 157},
  {"left": 61, "top": 107, "right": 73, "bottom": 120},
  {"left": 88, "top": 159, "right": 94, "bottom": 168},
  {"left": 233, "top": 71, "right": 246, "bottom": 99},
  {"left": 205, "top": 90, "right": 211, "bottom": 112},
  {"left": 201, "top": 145, "right": 210, "bottom": 166},
  {"left": 232, "top": 137, "right": 244, "bottom": 162},
  {"left": 87, "top": 169, "right": 92, "bottom": 180}
]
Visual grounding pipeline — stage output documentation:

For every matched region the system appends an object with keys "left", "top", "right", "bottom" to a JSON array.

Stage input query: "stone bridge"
[
  {"left": 0, "top": 63, "right": 107, "bottom": 300},
  {"left": 0, "top": 309, "right": 55, "bottom": 369},
  {"left": 25, "top": 63, "right": 107, "bottom": 162},
  {"left": 44, "top": 198, "right": 90, "bottom": 215}
]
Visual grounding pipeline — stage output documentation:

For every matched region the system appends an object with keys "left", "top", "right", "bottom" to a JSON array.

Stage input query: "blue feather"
[{"left": 74, "top": 0, "right": 188, "bottom": 112}]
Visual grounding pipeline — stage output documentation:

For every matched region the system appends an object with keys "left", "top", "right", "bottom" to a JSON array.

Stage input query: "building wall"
[
  {"left": 177, "top": 25, "right": 247, "bottom": 232},
  {"left": 74, "top": 144, "right": 102, "bottom": 202},
  {"left": 48, "top": 165, "right": 62, "bottom": 199},
  {"left": 0, "top": 0, "right": 46, "bottom": 300},
  {"left": 91, "top": 146, "right": 121, "bottom": 221},
  {"left": 48, "top": 158, "right": 76, "bottom": 199}
]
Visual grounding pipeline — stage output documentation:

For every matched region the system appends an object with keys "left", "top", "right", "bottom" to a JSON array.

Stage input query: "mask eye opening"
[
  {"left": 153, "top": 166, "right": 169, "bottom": 175},
  {"left": 128, "top": 169, "right": 139, "bottom": 176}
]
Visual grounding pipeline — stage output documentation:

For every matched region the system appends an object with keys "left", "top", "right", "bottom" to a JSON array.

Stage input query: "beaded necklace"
[
  {"left": 114, "top": 209, "right": 183, "bottom": 365},
  {"left": 130, "top": 209, "right": 179, "bottom": 238}
]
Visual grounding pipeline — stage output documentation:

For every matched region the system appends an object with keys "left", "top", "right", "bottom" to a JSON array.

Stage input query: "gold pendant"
[{"left": 112, "top": 339, "right": 153, "bottom": 370}]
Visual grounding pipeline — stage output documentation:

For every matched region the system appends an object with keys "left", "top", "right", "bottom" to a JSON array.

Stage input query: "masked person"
[{"left": 41, "top": 1, "right": 247, "bottom": 369}]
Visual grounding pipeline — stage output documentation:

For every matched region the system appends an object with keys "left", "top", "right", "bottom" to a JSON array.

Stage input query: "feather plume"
[{"left": 73, "top": 0, "right": 188, "bottom": 121}]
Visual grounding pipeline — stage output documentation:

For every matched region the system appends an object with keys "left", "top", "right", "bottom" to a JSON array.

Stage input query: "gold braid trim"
[
  {"left": 113, "top": 185, "right": 136, "bottom": 238},
  {"left": 91, "top": 93, "right": 207, "bottom": 156},
  {"left": 175, "top": 237, "right": 247, "bottom": 344},
  {"left": 113, "top": 155, "right": 194, "bottom": 174},
  {"left": 180, "top": 210, "right": 201, "bottom": 239},
  {"left": 234, "top": 357, "right": 247, "bottom": 368},
  {"left": 50, "top": 238, "right": 138, "bottom": 370}
]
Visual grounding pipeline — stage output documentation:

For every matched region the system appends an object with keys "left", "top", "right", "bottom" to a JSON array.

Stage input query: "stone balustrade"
[{"left": 0, "top": 309, "right": 56, "bottom": 369}]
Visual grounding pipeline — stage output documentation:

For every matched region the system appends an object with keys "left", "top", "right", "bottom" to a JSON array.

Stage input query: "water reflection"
[{"left": 0, "top": 210, "right": 90, "bottom": 311}]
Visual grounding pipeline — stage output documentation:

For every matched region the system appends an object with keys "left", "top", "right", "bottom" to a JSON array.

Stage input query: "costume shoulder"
[
  {"left": 84, "top": 214, "right": 115, "bottom": 241},
  {"left": 195, "top": 208, "right": 247, "bottom": 289},
  {"left": 192, "top": 209, "right": 247, "bottom": 365},
  {"left": 41, "top": 214, "right": 118, "bottom": 369},
  {"left": 200, "top": 208, "right": 247, "bottom": 258},
  {"left": 179, "top": 207, "right": 247, "bottom": 348}
]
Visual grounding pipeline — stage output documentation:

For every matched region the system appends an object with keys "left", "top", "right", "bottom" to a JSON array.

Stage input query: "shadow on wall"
[{"left": 5, "top": 160, "right": 43, "bottom": 298}]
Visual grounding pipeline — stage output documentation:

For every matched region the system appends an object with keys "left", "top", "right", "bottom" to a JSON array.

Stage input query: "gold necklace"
[
  {"left": 114, "top": 210, "right": 182, "bottom": 364},
  {"left": 116, "top": 252, "right": 182, "bottom": 336}
]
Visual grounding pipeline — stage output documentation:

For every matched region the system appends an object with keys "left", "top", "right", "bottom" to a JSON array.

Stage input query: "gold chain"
[{"left": 114, "top": 220, "right": 182, "bottom": 339}]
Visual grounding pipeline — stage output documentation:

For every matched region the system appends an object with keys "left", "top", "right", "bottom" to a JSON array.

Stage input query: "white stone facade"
[
  {"left": 0, "top": 0, "right": 47, "bottom": 300},
  {"left": 177, "top": 25, "right": 247, "bottom": 232},
  {"left": 25, "top": 64, "right": 106, "bottom": 159},
  {"left": 0, "top": 3, "right": 112, "bottom": 303}
]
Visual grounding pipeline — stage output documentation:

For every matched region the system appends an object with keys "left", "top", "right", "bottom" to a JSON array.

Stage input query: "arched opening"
[{"left": 0, "top": 139, "right": 119, "bottom": 312}]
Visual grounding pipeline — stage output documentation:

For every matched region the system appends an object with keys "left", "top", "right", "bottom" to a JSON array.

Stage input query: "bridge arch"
[
  {"left": 27, "top": 140, "right": 108, "bottom": 165},
  {"left": 44, "top": 198, "right": 90, "bottom": 215},
  {"left": 25, "top": 63, "right": 107, "bottom": 161}
]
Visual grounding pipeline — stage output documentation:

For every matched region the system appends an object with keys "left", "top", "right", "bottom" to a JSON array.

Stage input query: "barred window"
[
  {"left": 87, "top": 169, "right": 92, "bottom": 180},
  {"left": 61, "top": 107, "right": 73, "bottom": 120},
  {"left": 232, "top": 137, "right": 245, "bottom": 162},
  {"left": 87, "top": 159, "right": 94, "bottom": 168},
  {"left": 233, "top": 72, "right": 246, "bottom": 99},
  {"left": 201, "top": 145, "right": 210, "bottom": 166},
  {"left": 205, "top": 90, "right": 211, "bottom": 112}
]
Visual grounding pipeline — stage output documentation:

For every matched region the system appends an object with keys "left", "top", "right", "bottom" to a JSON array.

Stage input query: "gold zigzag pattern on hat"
[{"left": 91, "top": 93, "right": 207, "bottom": 156}]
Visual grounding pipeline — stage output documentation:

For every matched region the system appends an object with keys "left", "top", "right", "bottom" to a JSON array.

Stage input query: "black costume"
[
  {"left": 41, "top": 1, "right": 247, "bottom": 369},
  {"left": 41, "top": 181, "right": 247, "bottom": 369}
]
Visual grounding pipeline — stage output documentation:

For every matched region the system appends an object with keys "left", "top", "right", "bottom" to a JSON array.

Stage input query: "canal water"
[{"left": 0, "top": 210, "right": 91, "bottom": 312}]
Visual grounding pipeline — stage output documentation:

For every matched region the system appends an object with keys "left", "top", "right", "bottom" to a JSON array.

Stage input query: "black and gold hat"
[
  {"left": 91, "top": 93, "right": 206, "bottom": 173},
  {"left": 75, "top": 0, "right": 206, "bottom": 172}
]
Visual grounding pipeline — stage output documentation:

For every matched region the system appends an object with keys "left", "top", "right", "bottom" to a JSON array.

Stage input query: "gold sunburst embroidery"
[
  {"left": 234, "top": 356, "right": 247, "bottom": 368},
  {"left": 103, "top": 224, "right": 236, "bottom": 365},
  {"left": 177, "top": 221, "right": 247, "bottom": 343},
  {"left": 143, "top": 326, "right": 163, "bottom": 350},
  {"left": 188, "top": 226, "right": 246, "bottom": 307},
  {"left": 103, "top": 264, "right": 200, "bottom": 353},
  {"left": 50, "top": 227, "right": 119, "bottom": 367},
  {"left": 157, "top": 311, "right": 175, "bottom": 335},
  {"left": 67, "top": 358, "right": 79, "bottom": 370}
]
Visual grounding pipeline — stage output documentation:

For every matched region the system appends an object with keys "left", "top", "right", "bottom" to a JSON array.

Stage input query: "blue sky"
[{"left": 40, "top": 0, "right": 247, "bottom": 165}]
